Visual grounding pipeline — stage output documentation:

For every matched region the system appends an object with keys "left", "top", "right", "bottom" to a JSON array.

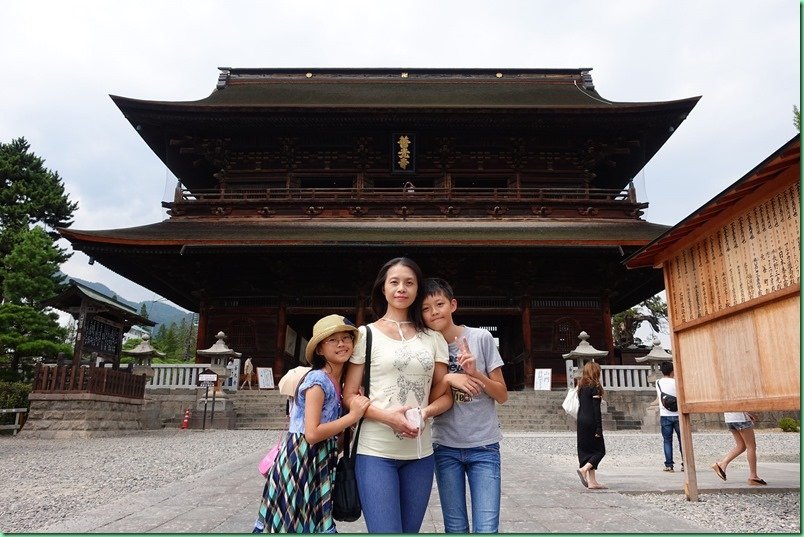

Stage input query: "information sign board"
[
  {"left": 257, "top": 367, "right": 275, "bottom": 389},
  {"left": 534, "top": 368, "right": 552, "bottom": 390}
]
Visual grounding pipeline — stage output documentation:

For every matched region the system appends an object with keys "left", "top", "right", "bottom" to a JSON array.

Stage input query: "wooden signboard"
[
  {"left": 664, "top": 180, "right": 800, "bottom": 414},
  {"left": 257, "top": 367, "right": 275, "bottom": 389}
]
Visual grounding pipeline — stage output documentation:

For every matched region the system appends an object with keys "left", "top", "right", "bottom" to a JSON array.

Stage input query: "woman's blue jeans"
[
  {"left": 354, "top": 453, "right": 435, "bottom": 533},
  {"left": 433, "top": 443, "right": 501, "bottom": 533},
  {"left": 660, "top": 416, "right": 682, "bottom": 468}
]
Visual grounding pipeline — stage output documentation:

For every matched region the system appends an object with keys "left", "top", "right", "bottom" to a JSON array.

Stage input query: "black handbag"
[{"left": 332, "top": 326, "right": 372, "bottom": 522}]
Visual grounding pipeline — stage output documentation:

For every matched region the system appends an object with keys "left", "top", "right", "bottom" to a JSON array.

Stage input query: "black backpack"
[{"left": 658, "top": 379, "right": 678, "bottom": 412}]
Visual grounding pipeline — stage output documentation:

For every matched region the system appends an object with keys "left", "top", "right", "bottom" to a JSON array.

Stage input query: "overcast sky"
[{"left": 1, "top": 0, "right": 799, "bottom": 312}]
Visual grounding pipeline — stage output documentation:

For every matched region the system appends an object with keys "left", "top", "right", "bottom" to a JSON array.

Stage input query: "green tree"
[
  {"left": 2, "top": 226, "right": 67, "bottom": 307},
  {"left": 794, "top": 105, "right": 800, "bottom": 132},
  {"left": 138, "top": 303, "right": 149, "bottom": 319},
  {"left": 612, "top": 294, "right": 668, "bottom": 347},
  {"left": 0, "top": 303, "right": 71, "bottom": 381},
  {"left": 0, "top": 137, "right": 77, "bottom": 299}
]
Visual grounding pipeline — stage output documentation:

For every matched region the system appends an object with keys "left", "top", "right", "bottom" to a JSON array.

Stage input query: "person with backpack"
[{"left": 657, "top": 361, "right": 682, "bottom": 472}]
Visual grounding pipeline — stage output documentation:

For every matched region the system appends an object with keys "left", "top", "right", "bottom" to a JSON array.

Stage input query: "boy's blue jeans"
[
  {"left": 433, "top": 443, "right": 501, "bottom": 533},
  {"left": 660, "top": 416, "right": 682, "bottom": 468},
  {"left": 354, "top": 453, "right": 434, "bottom": 533}
]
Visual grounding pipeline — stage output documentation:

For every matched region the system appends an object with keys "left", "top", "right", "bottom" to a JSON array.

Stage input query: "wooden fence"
[{"left": 32, "top": 364, "right": 146, "bottom": 399}]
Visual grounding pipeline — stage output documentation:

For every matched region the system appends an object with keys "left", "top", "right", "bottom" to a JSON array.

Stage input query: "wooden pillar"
[
  {"left": 195, "top": 301, "right": 207, "bottom": 363},
  {"left": 276, "top": 299, "right": 287, "bottom": 374},
  {"left": 663, "top": 264, "right": 699, "bottom": 502},
  {"left": 356, "top": 296, "right": 364, "bottom": 326},
  {"left": 521, "top": 296, "right": 533, "bottom": 389},
  {"left": 113, "top": 326, "right": 124, "bottom": 370},
  {"left": 601, "top": 295, "right": 614, "bottom": 364},
  {"left": 71, "top": 301, "right": 89, "bottom": 389}
]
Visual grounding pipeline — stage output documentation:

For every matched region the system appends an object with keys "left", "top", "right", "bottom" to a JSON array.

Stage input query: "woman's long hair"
[
  {"left": 369, "top": 257, "right": 426, "bottom": 331},
  {"left": 577, "top": 361, "right": 604, "bottom": 397}
]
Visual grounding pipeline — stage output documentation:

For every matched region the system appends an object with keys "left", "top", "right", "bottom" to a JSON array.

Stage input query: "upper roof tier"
[
  {"left": 111, "top": 68, "right": 700, "bottom": 191},
  {"left": 117, "top": 67, "right": 697, "bottom": 109}
]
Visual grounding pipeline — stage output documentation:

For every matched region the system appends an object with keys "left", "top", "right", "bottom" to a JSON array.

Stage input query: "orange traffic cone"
[{"left": 181, "top": 408, "right": 190, "bottom": 429}]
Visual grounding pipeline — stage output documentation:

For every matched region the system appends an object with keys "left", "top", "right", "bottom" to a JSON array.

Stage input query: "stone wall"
[{"left": 22, "top": 393, "right": 144, "bottom": 439}]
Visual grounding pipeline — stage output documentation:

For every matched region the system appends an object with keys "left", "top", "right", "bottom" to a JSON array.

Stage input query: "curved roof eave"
[{"left": 58, "top": 219, "right": 671, "bottom": 249}]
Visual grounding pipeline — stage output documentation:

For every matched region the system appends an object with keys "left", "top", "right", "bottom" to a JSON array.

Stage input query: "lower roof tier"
[{"left": 59, "top": 218, "right": 669, "bottom": 313}]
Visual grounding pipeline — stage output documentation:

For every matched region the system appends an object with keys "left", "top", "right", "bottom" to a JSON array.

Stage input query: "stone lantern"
[
  {"left": 194, "top": 331, "right": 240, "bottom": 428},
  {"left": 634, "top": 338, "right": 673, "bottom": 431},
  {"left": 122, "top": 333, "right": 165, "bottom": 380},
  {"left": 562, "top": 331, "right": 608, "bottom": 386}
]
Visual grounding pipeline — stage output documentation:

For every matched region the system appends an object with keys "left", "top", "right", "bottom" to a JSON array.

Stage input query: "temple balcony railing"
[{"left": 164, "top": 186, "right": 648, "bottom": 219}]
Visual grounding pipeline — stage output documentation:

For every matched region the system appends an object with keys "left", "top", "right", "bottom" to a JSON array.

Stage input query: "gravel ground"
[{"left": 0, "top": 429, "right": 799, "bottom": 533}]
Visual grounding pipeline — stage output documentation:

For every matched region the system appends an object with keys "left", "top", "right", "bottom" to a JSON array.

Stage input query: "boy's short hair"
[
  {"left": 659, "top": 361, "right": 673, "bottom": 375},
  {"left": 423, "top": 277, "right": 455, "bottom": 300}
]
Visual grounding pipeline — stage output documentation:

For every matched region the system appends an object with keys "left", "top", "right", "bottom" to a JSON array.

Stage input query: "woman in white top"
[
  {"left": 711, "top": 411, "right": 766, "bottom": 485},
  {"left": 343, "top": 257, "right": 452, "bottom": 533}
]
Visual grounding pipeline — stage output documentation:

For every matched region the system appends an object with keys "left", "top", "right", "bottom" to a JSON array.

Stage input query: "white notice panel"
[
  {"left": 534, "top": 369, "right": 552, "bottom": 390},
  {"left": 257, "top": 367, "right": 275, "bottom": 389}
]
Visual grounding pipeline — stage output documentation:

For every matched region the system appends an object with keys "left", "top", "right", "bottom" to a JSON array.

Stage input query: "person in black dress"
[{"left": 576, "top": 361, "right": 606, "bottom": 489}]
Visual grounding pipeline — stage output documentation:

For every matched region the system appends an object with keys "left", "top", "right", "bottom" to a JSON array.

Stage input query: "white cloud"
[{"left": 1, "top": 0, "right": 798, "bottom": 303}]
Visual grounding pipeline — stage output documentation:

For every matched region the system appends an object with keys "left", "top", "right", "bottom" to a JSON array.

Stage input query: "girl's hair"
[
  {"left": 577, "top": 361, "right": 604, "bottom": 397},
  {"left": 309, "top": 349, "right": 327, "bottom": 370},
  {"left": 370, "top": 257, "right": 426, "bottom": 331}
]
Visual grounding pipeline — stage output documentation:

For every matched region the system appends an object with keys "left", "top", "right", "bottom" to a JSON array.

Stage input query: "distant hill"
[{"left": 63, "top": 276, "right": 195, "bottom": 330}]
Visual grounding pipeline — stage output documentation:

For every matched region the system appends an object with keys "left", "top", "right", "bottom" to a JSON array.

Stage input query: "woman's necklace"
[{"left": 380, "top": 317, "right": 412, "bottom": 340}]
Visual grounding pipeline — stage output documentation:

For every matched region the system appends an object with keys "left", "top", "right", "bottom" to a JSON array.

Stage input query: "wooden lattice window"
[
  {"left": 552, "top": 317, "right": 580, "bottom": 353},
  {"left": 227, "top": 319, "right": 257, "bottom": 353}
]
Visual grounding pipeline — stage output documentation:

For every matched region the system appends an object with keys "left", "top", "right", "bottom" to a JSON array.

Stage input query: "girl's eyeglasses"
[{"left": 324, "top": 334, "right": 354, "bottom": 346}]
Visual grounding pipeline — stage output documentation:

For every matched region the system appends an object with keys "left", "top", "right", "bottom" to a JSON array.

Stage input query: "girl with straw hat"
[{"left": 253, "top": 314, "right": 371, "bottom": 533}]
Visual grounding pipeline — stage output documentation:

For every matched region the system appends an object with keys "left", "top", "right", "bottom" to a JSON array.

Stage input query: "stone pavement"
[{"left": 41, "top": 434, "right": 799, "bottom": 534}]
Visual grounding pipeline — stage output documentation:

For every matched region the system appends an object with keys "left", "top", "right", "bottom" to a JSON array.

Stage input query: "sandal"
[
  {"left": 748, "top": 478, "right": 767, "bottom": 486},
  {"left": 576, "top": 469, "right": 588, "bottom": 488},
  {"left": 711, "top": 463, "right": 726, "bottom": 481}
]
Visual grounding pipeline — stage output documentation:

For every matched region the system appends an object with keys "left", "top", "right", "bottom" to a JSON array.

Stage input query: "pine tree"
[
  {"left": 0, "top": 137, "right": 77, "bottom": 299},
  {"left": 2, "top": 226, "right": 67, "bottom": 307}
]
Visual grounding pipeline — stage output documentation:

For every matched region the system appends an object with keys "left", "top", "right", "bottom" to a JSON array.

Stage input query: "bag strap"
[
  {"left": 346, "top": 326, "right": 372, "bottom": 461},
  {"left": 657, "top": 378, "right": 667, "bottom": 396}
]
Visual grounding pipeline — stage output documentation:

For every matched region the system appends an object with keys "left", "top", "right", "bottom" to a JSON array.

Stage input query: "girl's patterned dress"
[{"left": 254, "top": 369, "right": 341, "bottom": 533}]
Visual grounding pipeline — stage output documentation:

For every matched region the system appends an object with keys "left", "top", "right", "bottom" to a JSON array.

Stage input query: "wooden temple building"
[{"left": 58, "top": 68, "right": 699, "bottom": 389}]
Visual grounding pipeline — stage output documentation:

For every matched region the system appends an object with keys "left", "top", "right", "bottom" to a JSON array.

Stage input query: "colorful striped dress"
[{"left": 254, "top": 369, "right": 341, "bottom": 533}]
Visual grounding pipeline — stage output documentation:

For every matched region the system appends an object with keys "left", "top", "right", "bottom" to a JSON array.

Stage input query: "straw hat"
[{"left": 304, "top": 314, "right": 360, "bottom": 364}]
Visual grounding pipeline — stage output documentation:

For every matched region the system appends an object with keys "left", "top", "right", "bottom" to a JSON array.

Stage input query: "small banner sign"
[{"left": 198, "top": 373, "right": 218, "bottom": 383}]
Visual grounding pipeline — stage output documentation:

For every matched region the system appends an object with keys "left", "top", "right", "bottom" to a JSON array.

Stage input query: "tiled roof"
[{"left": 59, "top": 218, "right": 670, "bottom": 248}]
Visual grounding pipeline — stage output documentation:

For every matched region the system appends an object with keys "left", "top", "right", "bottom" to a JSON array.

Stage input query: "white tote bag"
[{"left": 562, "top": 387, "right": 580, "bottom": 418}]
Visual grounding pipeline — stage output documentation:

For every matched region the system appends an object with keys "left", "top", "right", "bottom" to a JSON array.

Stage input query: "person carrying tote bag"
[{"left": 251, "top": 315, "right": 371, "bottom": 533}]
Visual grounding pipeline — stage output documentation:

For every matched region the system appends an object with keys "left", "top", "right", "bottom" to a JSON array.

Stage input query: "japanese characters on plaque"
[
  {"left": 83, "top": 317, "right": 123, "bottom": 356},
  {"left": 667, "top": 182, "right": 800, "bottom": 324}
]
